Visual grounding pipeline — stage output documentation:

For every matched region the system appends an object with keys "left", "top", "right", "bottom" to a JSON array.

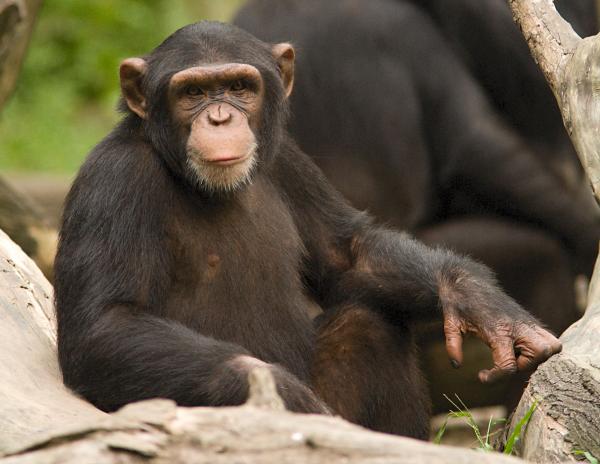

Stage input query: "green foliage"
[
  {"left": 0, "top": 0, "right": 244, "bottom": 173},
  {"left": 434, "top": 394, "right": 537, "bottom": 456},
  {"left": 434, "top": 394, "right": 505, "bottom": 451}
]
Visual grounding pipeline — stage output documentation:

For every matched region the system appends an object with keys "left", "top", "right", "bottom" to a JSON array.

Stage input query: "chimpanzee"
[
  {"left": 234, "top": 0, "right": 600, "bottom": 336},
  {"left": 54, "top": 21, "right": 561, "bottom": 440}
]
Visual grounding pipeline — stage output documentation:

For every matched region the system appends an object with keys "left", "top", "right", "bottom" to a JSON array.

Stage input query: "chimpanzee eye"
[
  {"left": 230, "top": 80, "right": 246, "bottom": 91},
  {"left": 185, "top": 85, "right": 204, "bottom": 96}
]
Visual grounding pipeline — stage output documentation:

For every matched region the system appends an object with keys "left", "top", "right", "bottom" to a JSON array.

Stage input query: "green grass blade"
[
  {"left": 573, "top": 450, "right": 599, "bottom": 464},
  {"left": 484, "top": 414, "right": 495, "bottom": 448},
  {"left": 433, "top": 415, "right": 450, "bottom": 444},
  {"left": 504, "top": 400, "right": 538, "bottom": 455}
]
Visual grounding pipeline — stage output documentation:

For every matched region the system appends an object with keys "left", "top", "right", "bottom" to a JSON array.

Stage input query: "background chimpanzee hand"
[{"left": 439, "top": 268, "right": 563, "bottom": 383}]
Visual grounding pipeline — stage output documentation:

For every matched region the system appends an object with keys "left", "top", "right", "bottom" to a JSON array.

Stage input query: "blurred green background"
[{"left": 0, "top": 0, "right": 245, "bottom": 174}]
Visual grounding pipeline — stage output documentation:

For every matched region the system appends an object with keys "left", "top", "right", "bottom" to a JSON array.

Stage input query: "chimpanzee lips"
[{"left": 203, "top": 153, "right": 250, "bottom": 166}]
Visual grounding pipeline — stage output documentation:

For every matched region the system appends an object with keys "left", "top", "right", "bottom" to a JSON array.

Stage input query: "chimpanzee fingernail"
[{"left": 450, "top": 359, "right": 460, "bottom": 369}]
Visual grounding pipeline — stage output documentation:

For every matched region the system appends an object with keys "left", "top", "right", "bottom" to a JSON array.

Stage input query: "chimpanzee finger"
[
  {"left": 478, "top": 337, "right": 517, "bottom": 383},
  {"left": 443, "top": 314, "right": 464, "bottom": 368},
  {"left": 515, "top": 326, "right": 562, "bottom": 371}
]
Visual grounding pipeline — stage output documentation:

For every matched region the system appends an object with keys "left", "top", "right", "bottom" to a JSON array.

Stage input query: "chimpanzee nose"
[{"left": 207, "top": 105, "right": 233, "bottom": 126}]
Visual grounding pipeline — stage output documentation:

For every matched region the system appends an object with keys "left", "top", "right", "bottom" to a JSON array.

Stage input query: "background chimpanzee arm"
[
  {"left": 275, "top": 139, "right": 561, "bottom": 382},
  {"left": 411, "top": 25, "right": 599, "bottom": 274},
  {"left": 54, "top": 131, "right": 327, "bottom": 413}
]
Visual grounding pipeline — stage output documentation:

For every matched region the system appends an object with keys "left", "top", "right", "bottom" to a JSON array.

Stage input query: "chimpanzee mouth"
[
  {"left": 187, "top": 142, "right": 258, "bottom": 168},
  {"left": 186, "top": 142, "right": 258, "bottom": 193},
  {"left": 204, "top": 153, "right": 251, "bottom": 166}
]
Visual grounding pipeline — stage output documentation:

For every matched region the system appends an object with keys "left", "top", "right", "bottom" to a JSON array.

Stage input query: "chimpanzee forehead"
[{"left": 148, "top": 21, "right": 275, "bottom": 75}]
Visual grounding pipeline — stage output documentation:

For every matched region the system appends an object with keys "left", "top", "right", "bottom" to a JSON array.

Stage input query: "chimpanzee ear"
[
  {"left": 120, "top": 58, "right": 148, "bottom": 119},
  {"left": 272, "top": 43, "right": 295, "bottom": 98}
]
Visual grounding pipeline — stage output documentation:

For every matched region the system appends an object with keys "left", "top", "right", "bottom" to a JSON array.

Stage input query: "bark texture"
[
  {"left": 505, "top": 261, "right": 600, "bottom": 461},
  {"left": 505, "top": 1, "right": 600, "bottom": 461},
  {"left": 0, "top": 227, "right": 527, "bottom": 464}
]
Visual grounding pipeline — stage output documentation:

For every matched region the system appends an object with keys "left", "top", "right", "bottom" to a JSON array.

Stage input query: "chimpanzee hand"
[
  {"left": 270, "top": 364, "right": 332, "bottom": 414},
  {"left": 231, "top": 355, "right": 331, "bottom": 414},
  {"left": 438, "top": 269, "right": 562, "bottom": 383}
]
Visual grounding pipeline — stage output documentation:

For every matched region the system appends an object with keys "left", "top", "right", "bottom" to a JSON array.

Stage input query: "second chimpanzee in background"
[
  {"left": 234, "top": 0, "right": 600, "bottom": 337},
  {"left": 410, "top": 0, "right": 597, "bottom": 194},
  {"left": 55, "top": 21, "right": 561, "bottom": 440}
]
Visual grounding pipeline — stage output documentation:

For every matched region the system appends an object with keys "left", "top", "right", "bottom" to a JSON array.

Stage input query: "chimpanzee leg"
[{"left": 311, "top": 305, "right": 431, "bottom": 439}]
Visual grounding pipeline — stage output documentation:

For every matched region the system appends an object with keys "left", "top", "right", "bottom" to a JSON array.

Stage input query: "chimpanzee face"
[
  {"left": 167, "top": 62, "right": 263, "bottom": 192},
  {"left": 118, "top": 24, "right": 294, "bottom": 193}
]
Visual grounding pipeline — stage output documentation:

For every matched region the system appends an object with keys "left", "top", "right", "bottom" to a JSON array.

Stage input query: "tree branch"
[
  {"left": 509, "top": 0, "right": 600, "bottom": 204},
  {"left": 505, "top": 1, "right": 600, "bottom": 460},
  {"left": 0, "top": 0, "right": 43, "bottom": 109},
  {"left": 507, "top": 0, "right": 580, "bottom": 102}
]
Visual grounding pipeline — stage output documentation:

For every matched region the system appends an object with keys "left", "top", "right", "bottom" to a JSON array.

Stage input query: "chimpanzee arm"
[
  {"left": 60, "top": 306, "right": 252, "bottom": 411},
  {"left": 337, "top": 226, "right": 562, "bottom": 382},
  {"left": 414, "top": 34, "right": 599, "bottom": 273},
  {"left": 276, "top": 142, "right": 562, "bottom": 382},
  {"left": 58, "top": 305, "right": 326, "bottom": 413}
]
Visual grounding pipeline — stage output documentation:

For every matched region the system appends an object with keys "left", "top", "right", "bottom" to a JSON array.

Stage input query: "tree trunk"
[
  {"left": 0, "top": 228, "right": 529, "bottom": 463},
  {"left": 503, "top": 1, "right": 600, "bottom": 461},
  {"left": 0, "top": 0, "right": 42, "bottom": 109}
]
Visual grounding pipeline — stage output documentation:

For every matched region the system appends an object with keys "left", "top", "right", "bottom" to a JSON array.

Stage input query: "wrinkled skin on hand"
[{"left": 439, "top": 268, "right": 563, "bottom": 383}]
